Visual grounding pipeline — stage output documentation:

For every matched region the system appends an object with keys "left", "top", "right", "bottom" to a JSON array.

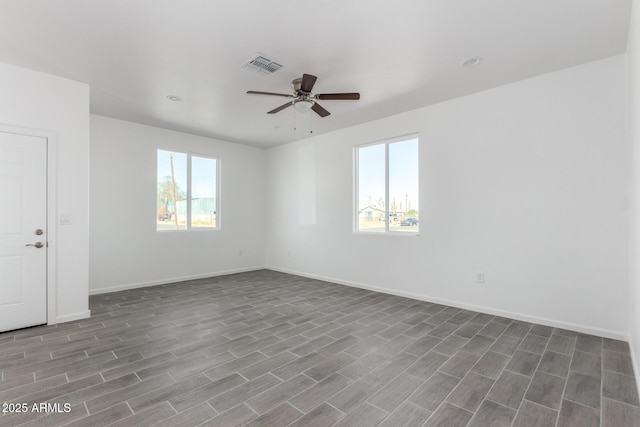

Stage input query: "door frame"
[{"left": 0, "top": 124, "right": 58, "bottom": 325}]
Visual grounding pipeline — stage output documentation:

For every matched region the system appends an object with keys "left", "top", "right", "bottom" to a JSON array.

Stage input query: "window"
[
  {"left": 355, "top": 135, "right": 419, "bottom": 233},
  {"left": 157, "top": 149, "right": 219, "bottom": 231}
]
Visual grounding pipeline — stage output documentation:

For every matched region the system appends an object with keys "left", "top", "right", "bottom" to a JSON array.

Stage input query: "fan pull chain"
[{"left": 293, "top": 107, "right": 297, "bottom": 131}]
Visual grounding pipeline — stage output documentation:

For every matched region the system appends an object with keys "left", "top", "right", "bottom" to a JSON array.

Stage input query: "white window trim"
[
  {"left": 354, "top": 133, "right": 420, "bottom": 236},
  {"left": 156, "top": 149, "right": 220, "bottom": 232}
]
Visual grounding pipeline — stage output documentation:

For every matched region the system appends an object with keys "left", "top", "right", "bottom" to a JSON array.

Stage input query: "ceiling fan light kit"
[
  {"left": 247, "top": 73, "right": 360, "bottom": 117},
  {"left": 293, "top": 99, "right": 314, "bottom": 112}
]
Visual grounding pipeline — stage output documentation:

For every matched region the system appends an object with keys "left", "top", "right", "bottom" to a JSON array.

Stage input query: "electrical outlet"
[
  {"left": 476, "top": 272, "right": 485, "bottom": 283},
  {"left": 238, "top": 250, "right": 243, "bottom": 256},
  {"left": 287, "top": 250, "right": 291, "bottom": 257}
]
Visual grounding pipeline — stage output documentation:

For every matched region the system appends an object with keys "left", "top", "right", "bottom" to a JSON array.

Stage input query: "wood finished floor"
[{"left": 1, "top": 269, "right": 639, "bottom": 426}]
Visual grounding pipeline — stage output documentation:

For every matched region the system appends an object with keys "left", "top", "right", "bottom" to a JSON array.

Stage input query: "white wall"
[
  {"left": 0, "top": 62, "right": 90, "bottom": 322},
  {"left": 265, "top": 55, "right": 629, "bottom": 338},
  {"left": 627, "top": 0, "right": 640, "bottom": 389},
  {"left": 89, "top": 115, "right": 266, "bottom": 293}
]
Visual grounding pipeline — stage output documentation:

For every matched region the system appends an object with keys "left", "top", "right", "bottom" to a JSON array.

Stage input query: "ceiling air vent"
[{"left": 242, "top": 54, "right": 283, "bottom": 74}]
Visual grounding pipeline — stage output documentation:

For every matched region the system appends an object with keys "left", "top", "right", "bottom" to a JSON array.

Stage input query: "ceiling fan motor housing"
[{"left": 291, "top": 78, "right": 303, "bottom": 94}]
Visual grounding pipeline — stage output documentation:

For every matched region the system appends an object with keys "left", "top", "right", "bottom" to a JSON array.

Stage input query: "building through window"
[{"left": 355, "top": 135, "right": 419, "bottom": 233}]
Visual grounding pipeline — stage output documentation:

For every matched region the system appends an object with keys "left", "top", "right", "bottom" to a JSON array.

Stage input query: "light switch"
[{"left": 58, "top": 213, "right": 73, "bottom": 225}]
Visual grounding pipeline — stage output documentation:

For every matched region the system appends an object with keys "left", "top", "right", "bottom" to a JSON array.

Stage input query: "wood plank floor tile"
[{"left": 0, "top": 269, "right": 634, "bottom": 427}]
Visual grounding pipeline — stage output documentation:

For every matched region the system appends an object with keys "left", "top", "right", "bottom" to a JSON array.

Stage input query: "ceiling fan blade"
[
  {"left": 300, "top": 74, "right": 317, "bottom": 93},
  {"left": 311, "top": 102, "right": 330, "bottom": 117},
  {"left": 268, "top": 102, "right": 293, "bottom": 114},
  {"left": 247, "top": 90, "right": 294, "bottom": 98},
  {"left": 315, "top": 92, "right": 360, "bottom": 100}
]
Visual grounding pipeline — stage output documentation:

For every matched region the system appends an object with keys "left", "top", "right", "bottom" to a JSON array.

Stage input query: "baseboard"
[
  {"left": 56, "top": 310, "right": 91, "bottom": 324},
  {"left": 89, "top": 266, "right": 266, "bottom": 295},
  {"left": 265, "top": 265, "right": 629, "bottom": 341},
  {"left": 630, "top": 338, "right": 640, "bottom": 398},
  {"left": 89, "top": 263, "right": 629, "bottom": 341}
]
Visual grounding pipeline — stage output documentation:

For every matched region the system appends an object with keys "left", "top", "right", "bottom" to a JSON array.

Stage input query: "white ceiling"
[{"left": 0, "top": 1, "right": 632, "bottom": 148}]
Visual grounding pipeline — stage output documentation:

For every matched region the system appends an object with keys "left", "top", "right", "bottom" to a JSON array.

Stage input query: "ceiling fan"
[{"left": 247, "top": 73, "right": 360, "bottom": 117}]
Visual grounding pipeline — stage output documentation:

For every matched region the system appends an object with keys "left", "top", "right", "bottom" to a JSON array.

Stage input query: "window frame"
[
  {"left": 354, "top": 133, "right": 420, "bottom": 236},
  {"left": 156, "top": 149, "right": 220, "bottom": 232}
]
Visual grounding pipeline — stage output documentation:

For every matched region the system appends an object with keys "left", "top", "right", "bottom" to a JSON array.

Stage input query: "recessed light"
[
  {"left": 461, "top": 57, "right": 483, "bottom": 67},
  {"left": 166, "top": 95, "right": 182, "bottom": 102}
]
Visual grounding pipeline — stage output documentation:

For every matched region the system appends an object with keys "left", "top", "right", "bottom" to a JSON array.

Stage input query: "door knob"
[{"left": 25, "top": 242, "right": 44, "bottom": 248}]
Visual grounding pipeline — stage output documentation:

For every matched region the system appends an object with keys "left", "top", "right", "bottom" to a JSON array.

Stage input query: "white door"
[{"left": 0, "top": 131, "right": 47, "bottom": 332}]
